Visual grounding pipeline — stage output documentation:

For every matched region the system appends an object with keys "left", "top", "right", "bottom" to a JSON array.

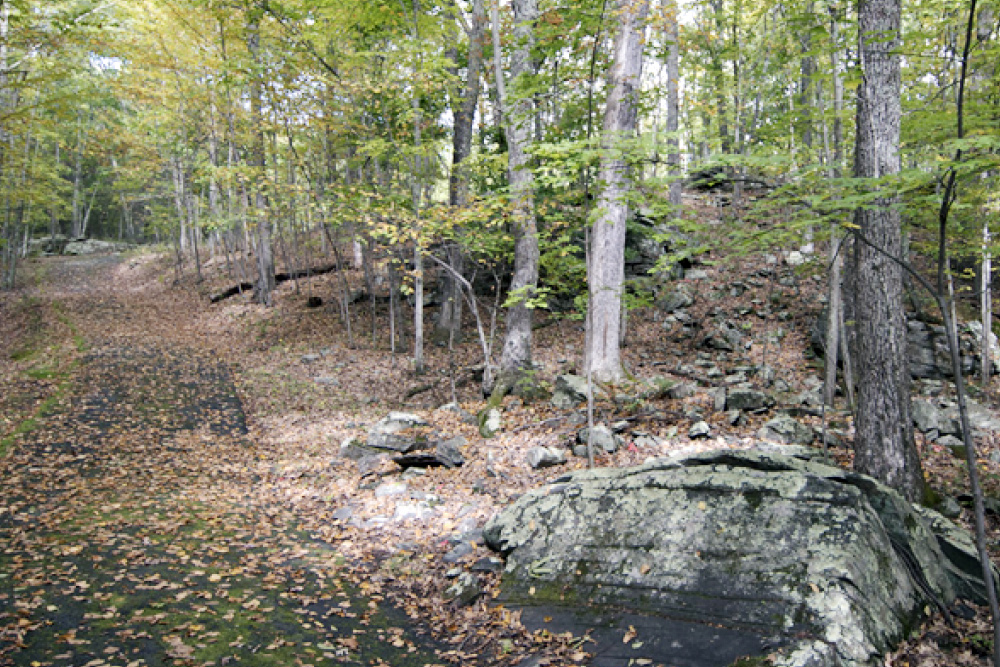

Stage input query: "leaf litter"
[{"left": 1, "top": 251, "right": 999, "bottom": 667}]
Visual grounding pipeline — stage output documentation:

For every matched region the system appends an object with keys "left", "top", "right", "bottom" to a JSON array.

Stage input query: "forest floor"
[{"left": 0, "top": 239, "right": 998, "bottom": 667}]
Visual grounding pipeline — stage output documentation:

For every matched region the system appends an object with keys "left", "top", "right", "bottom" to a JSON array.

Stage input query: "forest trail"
[{"left": 0, "top": 255, "right": 443, "bottom": 667}]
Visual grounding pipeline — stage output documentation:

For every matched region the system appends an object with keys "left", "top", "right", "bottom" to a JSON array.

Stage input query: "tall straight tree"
[
  {"left": 494, "top": 0, "right": 540, "bottom": 390},
  {"left": 435, "top": 0, "right": 486, "bottom": 344},
  {"left": 853, "top": 0, "right": 924, "bottom": 501},
  {"left": 584, "top": 0, "right": 649, "bottom": 383},
  {"left": 247, "top": 3, "right": 275, "bottom": 306}
]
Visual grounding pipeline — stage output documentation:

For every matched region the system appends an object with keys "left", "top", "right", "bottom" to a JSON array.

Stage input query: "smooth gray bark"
[
  {"left": 852, "top": 0, "right": 923, "bottom": 502},
  {"left": 584, "top": 0, "right": 649, "bottom": 383},
  {"left": 665, "top": 0, "right": 681, "bottom": 207},
  {"left": 494, "top": 0, "right": 540, "bottom": 383},
  {"left": 247, "top": 10, "right": 275, "bottom": 306}
]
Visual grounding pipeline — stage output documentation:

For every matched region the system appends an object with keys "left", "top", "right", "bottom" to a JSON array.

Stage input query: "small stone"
[
  {"left": 759, "top": 414, "right": 814, "bottom": 445},
  {"left": 470, "top": 557, "right": 504, "bottom": 573},
  {"left": 709, "top": 387, "right": 727, "bottom": 412},
  {"left": 443, "top": 542, "right": 474, "bottom": 563},
  {"left": 332, "top": 507, "right": 354, "bottom": 521},
  {"left": 374, "top": 482, "right": 409, "bottom": 498},
  {"left": 786, "top": 250, "right": 805, "bottom": 266},
  {"left": 688, "top": 421, "right": 712, "bottom": 439},
  {"left": 314, "top": 376, "right": 340, "bottom": 386},
  {"left": 526, "top": 446, "right": 567, "bottom": 469},
  {"left": 393, "top": 502, "right": 436, "bottom": 522},
  {"left": 725, "top": 388, "right": 774, "bottom": 412},
  {"left": 685, "top": 269, "right": 709, "bottom": 280},
  {"left": 937, "top": 435, "right": 966, "bottom": 457},
  {"left": 357, "top": 453, "right": 390, "bottom": 477},
  {"left": 577, "top": 424, "right": 621, "bottom": 453},
  {"left": 445, "top": 572, "right": 481, "bottom": 607},
  {"left": 667, "top": 382, "right": 697, "bottom": 400},
  {"left": 301, "top": 353, "right": 321, "bottom": 363},
  {"left": 726, "top": 410, "right": 742, "bottom": 426},
  {"left": 479, "top": 407, "right": 502, "bottom": 438}
]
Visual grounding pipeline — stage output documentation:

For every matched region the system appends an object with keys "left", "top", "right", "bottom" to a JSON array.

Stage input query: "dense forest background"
[{"left": 1, "top": 0, "right": 999, "bottom": 491}]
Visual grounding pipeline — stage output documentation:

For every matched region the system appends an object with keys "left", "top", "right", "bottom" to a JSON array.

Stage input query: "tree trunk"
[
  {"left": 437, "top": 0, "right": 486, "bottom": 345},
  {"left": 852, "top": 0, "right": 924, "bottom": 502},
  {"left": 247, "top": 9, "right": 275, "bottom": 306},
  {"left": 584, "top": 0, "right": 649, "bottom": 383},
  {"left": 665, "top": 0, "right": 682, "bottom": 207},
  {"left": 493, "top": 0, "right": 540, "bottom": 387}
]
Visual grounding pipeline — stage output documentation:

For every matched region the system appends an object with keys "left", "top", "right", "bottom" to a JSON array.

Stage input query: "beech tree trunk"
[
  {"left": 584, "top": 0, "right": 649, "bottom": 383},
  {"left": 494, "top": 0, "right": 540, "bottom": 384},
  {"left": 852, "top": 0, "right": 924, "bottom": 502}
]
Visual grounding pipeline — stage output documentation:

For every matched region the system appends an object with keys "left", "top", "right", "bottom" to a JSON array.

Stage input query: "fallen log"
[{"left": 210, "top": 263, "right": 339, "bottom": 303}]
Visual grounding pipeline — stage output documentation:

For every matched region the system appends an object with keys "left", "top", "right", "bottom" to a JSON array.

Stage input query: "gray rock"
[
  {"left": 444, "top": 572, "right": 482, "bottom": 607},
  {"left": 688, "top": 420, "right": 711, "bottom": 439},
  {"left": 63, "top": 238, "right": 116, "bottom": 255},
  {"left": 759, "top": 414, "right": 814, "bottom": 445},
  {"left": 667, "top": 382, "right": 697, "bottom": 400},
  {"left": 577, "top": 424, "right": 621, "bottom": 454},
  {"left": 936, "top": 435, "right": 965, "bottom": 456},
  {"left": 357, "top": 453, "right": 390, "bottom": 477},
  {"left": 301, "top": 353, "right": 321, "bottom": 363},
  {"left": 709, "top": 387, "right": 727, "bottom": 412},
  {"left": 393, "top": 502, "right": 436, "bottom": 522},
  {"left": 313, "top": 376, "right": 340, "bottom": 386},
  {"left": 443, "top": 542, "right": 475, "bottom": 563},
  {"left": 550, "top": 374, "right": 604, "bottom": 409},
  {"left": 914, "top": 505, "right": 1000, "bottom": 602},
  {"left": 485, "top": 449, "right": 989, "bottom": 667},
  {"left": 367, "top": 412, "right": 433, "bottom": 453},
  {"left": 685, "top": 269, "right": 709, "bottom": 280},
  {"left": 435, "top": 402, "right": 478, "bottom": 425},
  {"left": 470, "top": 556, "right": 504, "bottom": 573},
  {"left": 374, "top": 482, "right": 409, "bottom": 498},
  {"left": 911, "top": 400, "right": 940, "bottom": 433},
  {"left": 725, "top": 388, "right": 774, "bottom": 412},
  {"left": 526, "top": 446, "right": 567, "bottom": 469},
  {"left": 435, "top": 436, "right": 466, "bottom": 468},
  {"left": 937, "top": 496, "right": 963, "bottom": 520},
  {"left": 657, "top": 287, "right": 694, "bottom": 314},
  {"left": 786, "top": 250, "right": 806, "bottom": 266},
  {"left": 478, "top": 407, "right": 502, "bottom": 438},
  {"left": 332, "top": 506, "right": 354, "bottom": 521},
  {"left": 393, "top": 436, "right": 467, "bottom": 469}
]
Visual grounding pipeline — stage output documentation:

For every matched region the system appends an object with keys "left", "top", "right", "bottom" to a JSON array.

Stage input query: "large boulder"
[
  {"left": 63, "top": 238, "right": 117, "bottom": 256},
  {"left": 484, "top": 448, "right": 995, "bottom": 667}
]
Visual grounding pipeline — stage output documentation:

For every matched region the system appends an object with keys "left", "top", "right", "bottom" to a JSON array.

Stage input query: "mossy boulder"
[{"left": 485, "top": 448, "right": 993, "bottom": 667}]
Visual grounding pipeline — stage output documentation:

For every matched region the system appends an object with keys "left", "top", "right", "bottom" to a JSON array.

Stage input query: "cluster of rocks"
[
  {"left": 340, "top": 411, "right": 468, "bottom": 471},
  {"left": 531, "top": 369, "right": 827, "bottom": 470},
  {"left": 27, "top": 235, "right": 126, "bottom": 257},
  {"left": 912, "top": 394, "right": 1000, "bottom": 457},
  {"left": 812, "top": 313, "right": 1000, "bottom": 381},
  {"left": 484, "top": 447, "right": 997, "bottom": 667}
]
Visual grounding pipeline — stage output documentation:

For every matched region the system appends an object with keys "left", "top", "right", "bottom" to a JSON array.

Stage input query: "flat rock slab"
[
  {"left": 485, "top": 448, "right": 991, "bottom": 667},
  {"left": 518, "top": 605, "right": 783, "bottom": 667}
]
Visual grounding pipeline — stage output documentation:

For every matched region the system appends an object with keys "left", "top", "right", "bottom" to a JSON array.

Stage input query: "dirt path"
[{"left": 0, "top": 256, "right": 443, "bottom": 667}]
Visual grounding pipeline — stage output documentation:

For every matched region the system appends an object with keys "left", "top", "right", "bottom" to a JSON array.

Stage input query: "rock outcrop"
[
  {"left": 484, "top": 448, "right": 995, "bottom": 667},
  {"left": 812, "top": 313, "right": 999, "bottom": 380}
]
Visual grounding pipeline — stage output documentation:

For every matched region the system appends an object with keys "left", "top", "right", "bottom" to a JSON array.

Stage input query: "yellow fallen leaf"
[{"left": 623, "top": 625, "right": 637, "bottom": 643}]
